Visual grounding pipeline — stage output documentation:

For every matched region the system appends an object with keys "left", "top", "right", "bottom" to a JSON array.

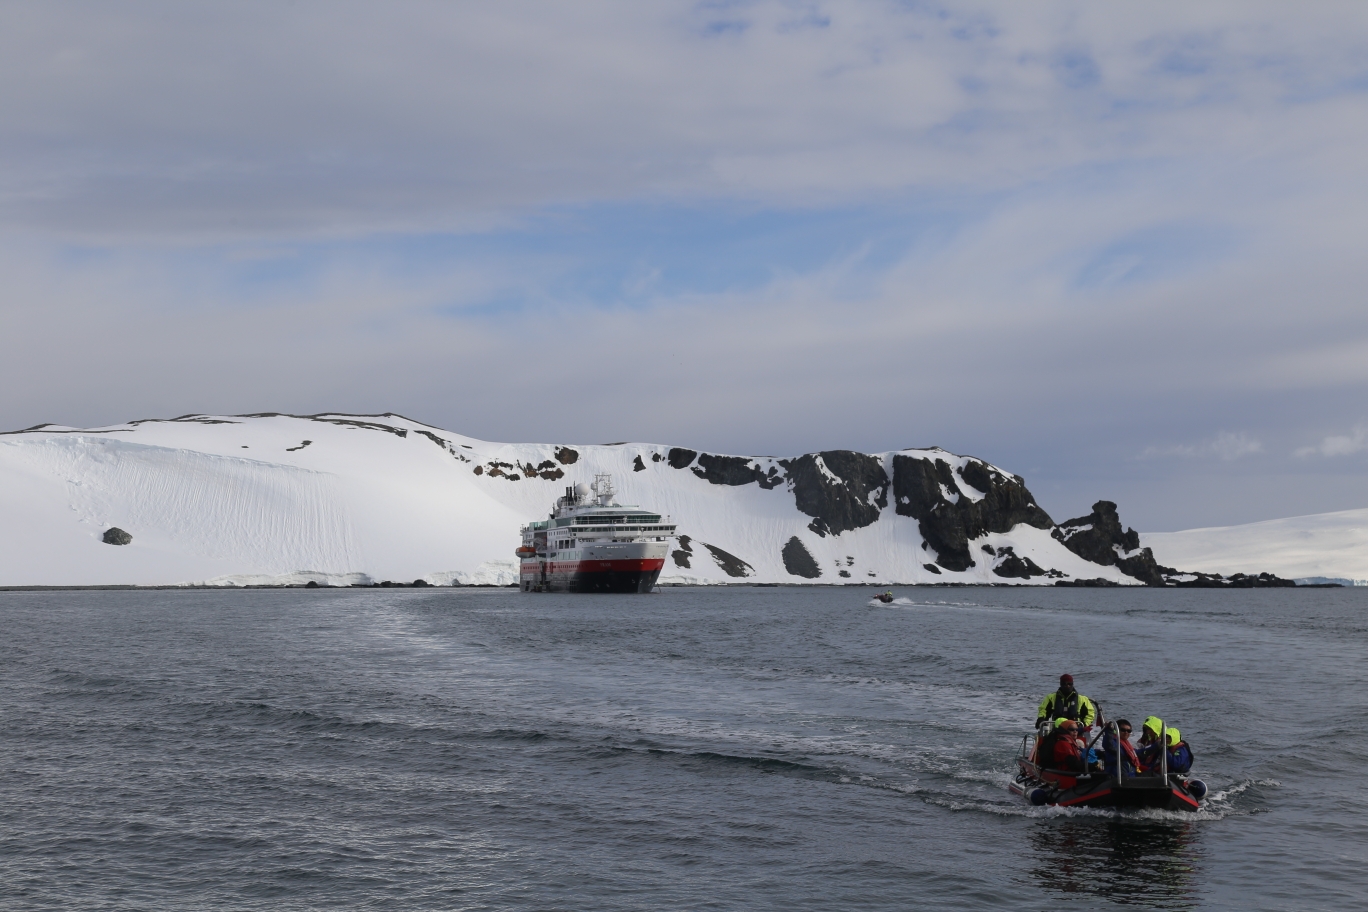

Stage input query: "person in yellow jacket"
[{"left": 1036, "top": 674, "right": 1098, "bottom": 729}]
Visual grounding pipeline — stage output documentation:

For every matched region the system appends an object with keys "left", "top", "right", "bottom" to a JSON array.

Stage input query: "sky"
[{"left": 4, "top": 1, "right": 1368, "bottom": 531}]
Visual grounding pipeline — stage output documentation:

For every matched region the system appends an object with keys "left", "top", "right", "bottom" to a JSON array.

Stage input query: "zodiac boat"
[{"left": 1008, "top": 722, "right": 1206, "bottom": 812}]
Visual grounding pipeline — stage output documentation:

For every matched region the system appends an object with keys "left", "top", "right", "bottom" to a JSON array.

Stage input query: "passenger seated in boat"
[
  {"left": 1165, "top": 728, "right": 1194, "bottom": 775},
  {"left": 1040, "top": 719, "right": 1087, "bottom": 773},
  {"left": 1136, "top": 716, "right": 1165, "bottom": 771},
  {"left": 1100, "top": 719, "right": 1140, "bottom": 778}
]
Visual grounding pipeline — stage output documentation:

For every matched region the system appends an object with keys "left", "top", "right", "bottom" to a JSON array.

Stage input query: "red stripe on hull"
[
  {"left": 520, "top": 558, "right": 664, "bottom": 577},
  {"left": 518, "top": 557, "right": 665, "bottom": 593}
]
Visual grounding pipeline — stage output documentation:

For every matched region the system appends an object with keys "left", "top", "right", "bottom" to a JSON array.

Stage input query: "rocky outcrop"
[
  {"left": 691, "top": 453, "right": 784, "bottom": 489},
  {"left": 667, "top": 448, "right": 697, "bottom": 469},
  {"left": 474, "top": 458, "right": 565, "bottom": 481},
  {"left": 782, "top": 537, "right": 822, "bottom": 578},
  {"left": 1168, "top": 571, "right": 1295, "bottom": 588},
  {"left": 672, "top": 534, "right": 693, "bottom": 569},
  {"left": 990, "top": 545, "right": 1051, "bottom": 579},
  {"left": 1053, "top": 501, "right": 1171, "bottom": 586},
  {"left": 703, "top": 542, "right": 754, "bottom": 578},
  {"left": 633, "top": 455, "right": 646, "bottom": 472},
  {"left": 102, "top": 527, "right": 132, "bottom": 546},
  {"left": 785, "top": 451, "right": 888, "bottom": 537},
  {"left": 892, "top": 454, "right": 1053, "bottom": 572}
]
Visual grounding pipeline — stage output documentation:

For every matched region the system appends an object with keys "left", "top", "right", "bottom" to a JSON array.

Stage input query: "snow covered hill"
[
  {"left": 1143, "top": 509, "right": 1368, "bottom": 586},
  {"left": 0, "top": 412, "right": 1170, "bottom": 587}
]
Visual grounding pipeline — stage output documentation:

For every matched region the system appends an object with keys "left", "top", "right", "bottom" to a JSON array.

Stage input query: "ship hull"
[
  {"left": 520, "top": 544, "right": 668, "bottom": 594},
  {"left": 520, "top": 558, "right": 665, "bottom": 593}
]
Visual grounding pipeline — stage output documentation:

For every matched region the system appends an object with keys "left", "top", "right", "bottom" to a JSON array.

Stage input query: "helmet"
[{"left": 1166, "top": 727, "right": 1181, "bottom": 747}]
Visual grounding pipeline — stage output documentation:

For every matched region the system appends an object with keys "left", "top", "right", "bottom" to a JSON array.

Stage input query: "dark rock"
[
  {"left": 782, "top": 537, "right": 822, "bottom": 579},
  {"left": 412, "top": 579, "right": 430, "bottom": 587},
  {"left": 690, "top": 453, "right": 784, "bottom": 489},
  {"left": 667, "top": 447, "right": 697, "bottom": 469},
  {"left": 102, "top": 527, "right": 132, "bottom": 546},
  {"left": 892, "top": 454, "right": 1053, "bottom": 572},
  {"left": 787, "top": 450, "right": 888, "bottom": 537},
  {"left": 991, "top": 546, "right": 1048, "bottom": 579},
  {"left": 672, "top": 534, "right": 693, "bottom": 569},
  {"left": 479, "top": 459, "right": 539, "bottom": 481},
  {"left": 380, "top": 580, "right": 394, "bottom": 587},
  {"left": 1168, "top": 571, "right": 1296, "bottom": 588},
  {"left": 1053, "top": 501, "right": 1172, "bottom": 586},
  {"left": 633, "top": 455, "right": 646, "bottom": 472},
  {"left": 922, "top": 563, "right": 941, "bottom": 575},
  {"left": 838, "top": 570, "right": 851, "bottom": 578},
  {"left": 305, "top": 580, "right": 320, "bottom": 588},
  {"left": 703, "top": 542, "right": 754, "bottom": 578},
  {"left": 1055, "top": 578, "right": 1121, "bottom": 587},
  {"left": 285, "top": 439, "right": 312, "bottom": 452},
  {"left": 555, "top": 447, "right": 579, "bottom": 465},
  {"left": 982, "top": 544, "right": 996, "bottom": 555},
  {"left": 308, "top": 417, "right": 408, "bottom": 437}
]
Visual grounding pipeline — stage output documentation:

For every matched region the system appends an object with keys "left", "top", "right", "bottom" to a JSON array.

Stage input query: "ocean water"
[{"left": 1, "top": 586, "right": 1364, "bottom": 911}]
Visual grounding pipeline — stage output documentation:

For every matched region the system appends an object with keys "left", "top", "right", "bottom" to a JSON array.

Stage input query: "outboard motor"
[
  {"left": 1185, "top": 779, "right": 1208, "bottom": 802},
  {"left": 1029, "top": 788, "right": 1053, "bottom": 806}
]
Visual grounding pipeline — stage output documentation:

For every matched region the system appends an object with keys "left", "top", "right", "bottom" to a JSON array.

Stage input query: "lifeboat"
[
  {"left": 514, "top": 545, "right": 537, "bottom": 558},
  {"left": 1008, "top": 723, "right": 1206, "bottom": 812}
]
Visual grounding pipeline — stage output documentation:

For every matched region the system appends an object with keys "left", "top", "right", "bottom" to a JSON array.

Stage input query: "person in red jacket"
[{"left": 1046, "top": 719, "right": 1087, "bottom": 773}]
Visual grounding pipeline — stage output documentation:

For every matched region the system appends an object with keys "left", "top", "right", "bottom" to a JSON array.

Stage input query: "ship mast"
[{"left": 591, "top": 473, "right": 616, "bottom": 506}]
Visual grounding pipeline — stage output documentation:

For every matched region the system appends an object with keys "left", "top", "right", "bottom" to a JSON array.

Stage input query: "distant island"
[{"left": 0, "top": 412, "right": 1342, "bottom": 588}]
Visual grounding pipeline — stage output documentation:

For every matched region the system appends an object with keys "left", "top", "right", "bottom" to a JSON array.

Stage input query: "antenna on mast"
[{"left": 591, "top": 473, "right": 616, "bottom": 506}]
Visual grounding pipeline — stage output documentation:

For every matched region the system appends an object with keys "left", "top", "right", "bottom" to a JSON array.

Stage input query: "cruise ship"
[{"left": 517, "top": 474, "right": 677, "bottom": 593}]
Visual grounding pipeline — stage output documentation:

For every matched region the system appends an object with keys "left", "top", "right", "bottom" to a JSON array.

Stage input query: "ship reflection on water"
[{"left": 1023, "top": 818, "right": 1202, "bottom": 908}]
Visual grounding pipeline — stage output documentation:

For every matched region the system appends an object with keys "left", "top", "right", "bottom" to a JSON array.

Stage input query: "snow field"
[{"left": 1142, "top": 509, "right": 1368, "bottom": 585}]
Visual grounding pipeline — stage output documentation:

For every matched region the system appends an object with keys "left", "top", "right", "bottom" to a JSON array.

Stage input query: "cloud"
[
  {"left": 2, "top": 2, "right": 1368, "bottom": 239},
  {"left": 1295, "top": 427, "right": 1368, "bottom": 457},
  {"left": 1140, "top": 432, "right": 1264, "bottom": 461},
  {"left": 4, "top": 3, "right": 1368, "bottom": 532}
]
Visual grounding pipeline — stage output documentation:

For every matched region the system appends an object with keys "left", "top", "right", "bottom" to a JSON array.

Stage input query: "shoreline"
[{"left": 0, "top": 581, "right": 1346, "bottom": 592}]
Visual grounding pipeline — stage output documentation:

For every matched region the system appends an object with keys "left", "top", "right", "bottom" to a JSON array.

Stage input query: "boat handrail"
[
  {"left": 1158, "top": 716, "right": 1168, "bottom": 782},
  {"left": 1106, "top": 721, "right": 1122, "bottom": 786}
]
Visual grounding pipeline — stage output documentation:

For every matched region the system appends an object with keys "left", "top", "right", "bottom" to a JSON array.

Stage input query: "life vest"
[{"left": 1037, "top": 690, "right": 1096, "bottom": 726}]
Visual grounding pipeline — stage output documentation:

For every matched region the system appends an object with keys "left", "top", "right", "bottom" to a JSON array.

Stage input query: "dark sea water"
[{"left": 2, "top": 586, "right": 1365, "bottom": 911}]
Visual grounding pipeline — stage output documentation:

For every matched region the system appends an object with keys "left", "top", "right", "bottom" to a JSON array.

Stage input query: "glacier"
[
  {"left": 1143, "top": 509, "right": 1368, "bottom": 586},
  {"left": 0, "top": 412, "right": 1225, "bottom": 588}
]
